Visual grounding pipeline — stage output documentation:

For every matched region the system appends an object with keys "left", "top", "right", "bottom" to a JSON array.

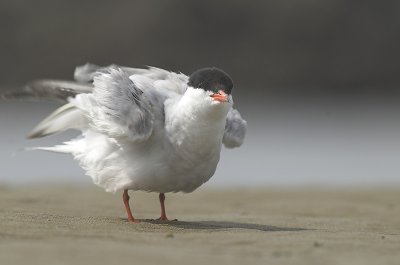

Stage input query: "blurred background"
[{"left": 1, "top": 0, "right": 400, "bottom": 187}]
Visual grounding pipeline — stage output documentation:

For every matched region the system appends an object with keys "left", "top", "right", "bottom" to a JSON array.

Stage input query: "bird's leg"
[
  {"left": 123, "top": 190, "right": 136, "bottom": 222},
  {"left": 158, "top": 193, "right": 169, "bottom": 221}
]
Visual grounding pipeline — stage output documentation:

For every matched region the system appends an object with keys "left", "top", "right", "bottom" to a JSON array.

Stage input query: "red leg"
[
  {"left": 158, "top": 193, "right": 169, "bottom": 221},
  {"left": 123, "top": 190, "right": 136, "bottom": 222}
]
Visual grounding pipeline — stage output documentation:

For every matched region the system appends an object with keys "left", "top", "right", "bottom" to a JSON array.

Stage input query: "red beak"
[{"left": 211, "top": 90, "right": 228, "bottom": 102}]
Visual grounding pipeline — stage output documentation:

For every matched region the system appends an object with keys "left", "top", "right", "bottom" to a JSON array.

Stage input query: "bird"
[{"left": 2, "top": 63, "right": 247, "bottom": 222}]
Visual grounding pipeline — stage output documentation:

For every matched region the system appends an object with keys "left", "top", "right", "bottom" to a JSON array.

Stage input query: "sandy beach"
[{"left": 0, "top": 185, "right": 399, "bottom": 265}]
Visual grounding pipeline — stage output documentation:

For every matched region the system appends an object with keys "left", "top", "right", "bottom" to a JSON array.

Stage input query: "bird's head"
[
  {"left": 188, "top": 67, "right": 233, "bottom": 104},
  {"left": 165, "top": 67, "right": 234, "bottom": 146}
]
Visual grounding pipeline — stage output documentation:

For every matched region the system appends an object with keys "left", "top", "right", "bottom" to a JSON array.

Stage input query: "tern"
[{"left": 3, "top": 63, "right": 247, "bottom": 222}]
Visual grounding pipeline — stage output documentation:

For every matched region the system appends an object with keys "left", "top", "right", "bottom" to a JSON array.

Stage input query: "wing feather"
[
  {"left": 28, "top": 103, "right": 88, "bottom": 138},
  {"left": 223, "top": 108, "right": 247, "bottom": 148},
  {"left": 1, "top": 80, "right": 92, "bottom": 102},
  {"left": 71, "top": 67, "right": 154, "bottom": 142},
  {"left": 74, "top": 63, "right": 188, "bottom": 94}
]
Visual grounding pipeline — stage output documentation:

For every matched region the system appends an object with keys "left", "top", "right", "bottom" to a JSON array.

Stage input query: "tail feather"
[{"left": 28, "top": 103, "right": 88, "bottom": 139}]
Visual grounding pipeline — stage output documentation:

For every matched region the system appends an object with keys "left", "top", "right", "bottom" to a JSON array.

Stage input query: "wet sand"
[{"left": 0, "top": 186, "right": 399, "bottom": 265}]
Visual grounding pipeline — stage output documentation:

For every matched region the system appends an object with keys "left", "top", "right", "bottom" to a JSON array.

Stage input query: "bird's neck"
[{"left": 165, "top": 92, "right": 231, "bottom": 162}]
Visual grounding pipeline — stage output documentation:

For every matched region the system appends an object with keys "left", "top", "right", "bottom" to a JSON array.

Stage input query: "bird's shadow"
[{"left": 138, "top": 219, "right": 308, "bottom": 232}]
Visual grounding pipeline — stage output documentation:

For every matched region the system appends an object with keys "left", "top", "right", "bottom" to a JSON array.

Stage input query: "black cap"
[{"left": 188, "top": 67, "right": 233, "bottom": 95}]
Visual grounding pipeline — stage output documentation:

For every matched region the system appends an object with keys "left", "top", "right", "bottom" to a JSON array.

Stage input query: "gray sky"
[{"left": 1, "top": 0, "right": 400, "bottom": 90}]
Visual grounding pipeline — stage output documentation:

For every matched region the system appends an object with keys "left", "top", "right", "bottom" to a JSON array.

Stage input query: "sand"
[{"left": 0, "top": 185, "right": 399, "bottom": 265}]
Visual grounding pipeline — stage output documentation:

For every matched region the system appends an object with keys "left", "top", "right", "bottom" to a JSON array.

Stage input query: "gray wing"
[
  {"left": 74, "top": 63, "right": 174, "bottom": 82},
  {"left": 75, "top": 63, "right": 188, "bottom": 94},
  {"left": 72, "top": 66, "right": 154, "bottom": 142},
  {"left": 223, "top": 108, "right": 247, "bottom": 148},
  {"left": 73, "top": 63, "right": 102, "bottom": 83},
  {"left": 74, "top": 63, "right": 126, "bottom": 83},
  {"left": 1, "top": 63, "right": 136, "bottom": 102},
  {"left": 1, "top": 80, "right": 93, "bottom": 103},
  {"left": 1, "top": 63, "right": 174, "bottom": 103}
]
